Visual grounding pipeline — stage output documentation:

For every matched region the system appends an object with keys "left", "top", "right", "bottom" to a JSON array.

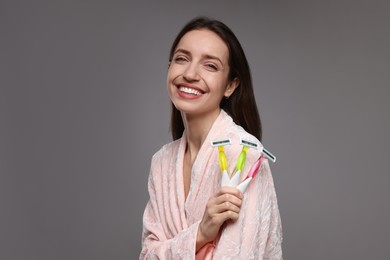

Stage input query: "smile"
[{"left": 178, "top": 86, "right": 203, "bottom": 96}]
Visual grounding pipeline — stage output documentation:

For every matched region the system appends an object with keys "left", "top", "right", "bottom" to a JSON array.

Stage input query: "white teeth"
[{"left": 179, "top": 86, "right": 202, "bottom": 95}]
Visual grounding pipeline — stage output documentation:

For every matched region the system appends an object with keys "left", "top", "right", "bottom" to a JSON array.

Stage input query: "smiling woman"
[
  {"left": 167, "top": 29, "right": 237, "bottom": 123},
  {"left": 140, "top": 17, "right": 282, "bottom": 259}
]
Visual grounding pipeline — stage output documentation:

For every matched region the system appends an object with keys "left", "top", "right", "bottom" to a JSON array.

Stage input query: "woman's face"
[{"left": 167, "top": 29, "right": 238, "bottom": 118}]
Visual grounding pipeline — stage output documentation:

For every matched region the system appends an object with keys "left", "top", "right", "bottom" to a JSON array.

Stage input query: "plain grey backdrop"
[{"left": 1, "top": 0, "right": 389, "bottom": 259}]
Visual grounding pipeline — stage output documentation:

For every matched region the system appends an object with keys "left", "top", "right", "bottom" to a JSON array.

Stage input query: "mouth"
[{"left": 177, "top": 84, "right": 205, "bottom": 96}]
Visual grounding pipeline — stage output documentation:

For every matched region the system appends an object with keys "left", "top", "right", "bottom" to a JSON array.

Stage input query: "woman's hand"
[{"left": 196, "top": 186, "right": 243, "bottom": 251}]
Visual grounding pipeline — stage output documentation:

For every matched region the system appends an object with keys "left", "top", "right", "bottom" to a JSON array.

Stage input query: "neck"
[{"left": 182, "top": 109, "right": 221, "bottom": 161}]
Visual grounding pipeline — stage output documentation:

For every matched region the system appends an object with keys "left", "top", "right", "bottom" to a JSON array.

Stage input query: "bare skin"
[{"left": 183, "top": 145, "right": 196, "bottom": 199}]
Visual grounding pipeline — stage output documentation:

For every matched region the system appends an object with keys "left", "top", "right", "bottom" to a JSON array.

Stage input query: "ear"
[{"left": 224, "top": 78, "right": 240, "bottom": 98}]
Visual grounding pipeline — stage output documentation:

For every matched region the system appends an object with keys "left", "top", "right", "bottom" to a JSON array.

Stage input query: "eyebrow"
[{"left": 174, "top": 48, "right": 224, "bottom": 66}]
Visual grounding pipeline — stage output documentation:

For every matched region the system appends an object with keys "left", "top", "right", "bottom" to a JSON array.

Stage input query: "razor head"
[
  {"left": 240, "top": 138, "right": 260, "bottom": 150},
  {"left": 211, "top": 138, "right": 232, "bottom": 147},
  {"left": 262, "top": 147, "right": 276, "bottom": 163}
]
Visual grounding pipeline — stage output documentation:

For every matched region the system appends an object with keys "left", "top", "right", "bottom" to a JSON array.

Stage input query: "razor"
[
  {"left": 227, "top": 138, "right": 260, "bottom": 187},
  {"left": 211, "top": 138, "right": 232, "bottom": 187}
]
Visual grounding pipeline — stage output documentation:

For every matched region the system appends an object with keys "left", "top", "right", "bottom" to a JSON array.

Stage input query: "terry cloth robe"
[{"left": 140, "top": 110, "right": 282, "bottom": 259}]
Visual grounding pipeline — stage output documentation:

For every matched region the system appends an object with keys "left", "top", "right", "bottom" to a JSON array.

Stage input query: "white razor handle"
[
  {"left": 227, "top": 170, "right": 241, "bottom": 187},
  {"left": 237, "top": 177, "right": 252, "bottom": 193},
  {"left": 221, "top": 170, "right": 230, "bottom": 187}
]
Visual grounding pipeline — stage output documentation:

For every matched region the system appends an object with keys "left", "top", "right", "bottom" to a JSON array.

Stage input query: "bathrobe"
[{"left": 140, "top": 110, "right": 282, "bottom": 259}]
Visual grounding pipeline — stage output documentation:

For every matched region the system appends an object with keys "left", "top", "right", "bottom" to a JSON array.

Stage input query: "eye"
[
  {"left": 173, "top": 56, "right": 188, "bottom": 63},
  {"left": 205, "top": 63, "right": 218, "bottom": 72}
]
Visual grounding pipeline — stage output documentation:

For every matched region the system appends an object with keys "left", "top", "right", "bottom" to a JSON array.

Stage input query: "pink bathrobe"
[{"left": 140, "top": 110, "right": 282, "bottom": 259}]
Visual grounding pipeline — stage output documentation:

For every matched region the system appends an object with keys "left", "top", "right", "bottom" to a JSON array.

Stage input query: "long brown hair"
[{"left": 169, "top": 17, "right": 262, "bottom": 141}]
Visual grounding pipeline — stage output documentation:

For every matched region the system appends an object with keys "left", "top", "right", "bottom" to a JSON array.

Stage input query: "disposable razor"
[
  {"left": 228, "top": 138, "right": 260, "bottom": 187},
  {"left": 211, "top": 138, "right": 232, "bottom": 186},
  {"left": 262, "top": 147, "right": 276, "bottom": 163},
  {"left": 237, "top": 146, "right": 276, "bottom": 192},
  {"left": 236, "top": 156, "right": 265, "bottom": 192}
]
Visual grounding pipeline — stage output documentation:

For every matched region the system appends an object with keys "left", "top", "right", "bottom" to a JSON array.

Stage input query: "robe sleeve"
[
  {"left": 140, "top": 155, "right": 201, "bottom": 260},
  {"left": 263, "top": 160, "right": 283, "bottom": 259}
]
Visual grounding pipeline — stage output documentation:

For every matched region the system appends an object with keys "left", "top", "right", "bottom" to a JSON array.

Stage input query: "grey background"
[{"left": 1, "top": 0, "right": 389, "bottom": 259}]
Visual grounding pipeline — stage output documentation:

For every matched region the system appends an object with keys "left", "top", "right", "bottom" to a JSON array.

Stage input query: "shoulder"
[
  {"left": 226, "top": 122, "right": 262, "bottom": 155},
  {"left": 147, "top": 139, "right": 181, "bottom": 186},
  {"left": 228, "top": 124, "right": 259, "bottom": 146},
  {"left": 219, "top": 110, "right": 262, "bottom": 150},
  {"left": 151, "top": 138, "right": 181, "bottom": 165},
  {"left": 219, "top": 120, "right": 263, "bottom": 165}
]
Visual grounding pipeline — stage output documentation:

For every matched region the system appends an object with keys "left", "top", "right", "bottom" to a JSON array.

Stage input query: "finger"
[
  {"left": 216, "top": 201, "right": 240, "bottom": 214},
  {"left": 206, "top": 199, "right": 241, "bottom": 215},
  {"left": 216, "top": 210, "right": 240, "bottom": 223},
  {"left": 213, "top": 193, "right": 242, "bottom": 208},
  {"left": 217, "top": 186, "right": 243, "bottom": 199},
  {"left": 205, "top": 197, "right": 241, "bottom": 217}
]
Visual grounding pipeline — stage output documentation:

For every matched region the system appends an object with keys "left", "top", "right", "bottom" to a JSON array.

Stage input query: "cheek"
[
  {"left": 167, "top": 68, "right": 174, "bottom": 86},
  {"left": 167, "top": 66, "right": 179, "bottom": 84},
  {"left": 208, "top": 76, "right": 229, "bottom": 94},
  {"left": 166, "top": 68, "right": 177, "bottom": 96}
]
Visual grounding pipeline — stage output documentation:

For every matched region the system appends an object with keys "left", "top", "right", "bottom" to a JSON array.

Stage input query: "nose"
[{"left": 183, "top": 63, "right": 200, "bottom": 82}]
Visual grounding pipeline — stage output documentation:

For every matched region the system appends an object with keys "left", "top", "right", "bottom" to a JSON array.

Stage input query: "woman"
[{"left": 140, "top": 17, "right": 282, "bottom": 259}]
